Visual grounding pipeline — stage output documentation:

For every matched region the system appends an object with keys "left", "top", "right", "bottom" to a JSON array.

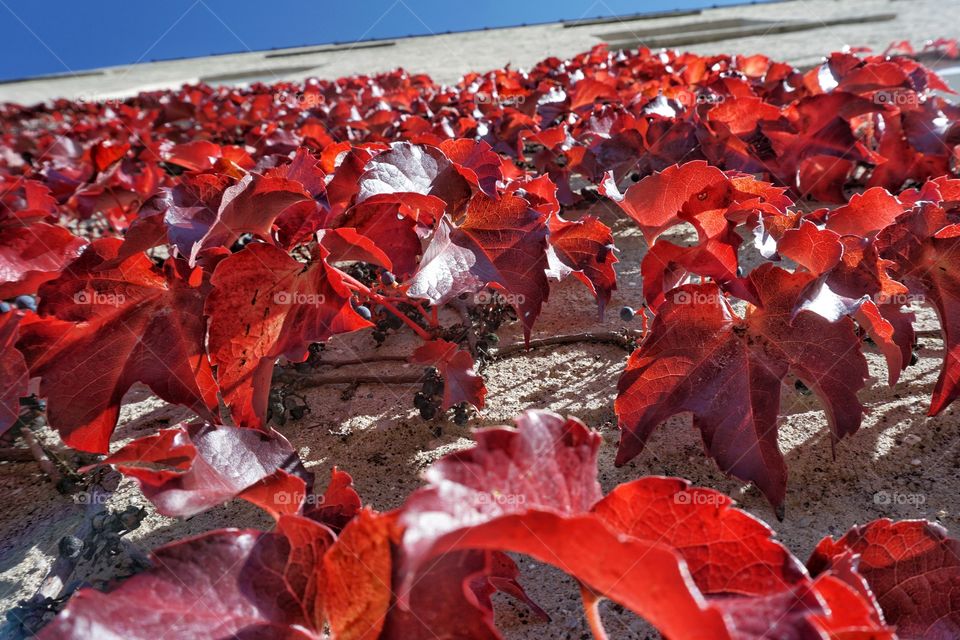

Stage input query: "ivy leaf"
[
  {"left": 409, "top": 339, "right": 486, "bottom": 410},
  {"left": 810, "top": 519, "right": 960, "bottom": 639},
  {"left": 356, "top": 141, "right": 471, "bottom": 214},
  {"left": 0, "top": 312, "right": 28, "bottom": 435},
  {"left": 615, "top": 266, "right": 869, "bottom": 508},
  {"left": 592, "top": 478, "right": 807, "bottom": 595},
  {"left": 545, "top": 213, "right": 618, "bottom": 317},
  {"left": 96, "top": 422, "right": 310, "bottom": 518},
  {"left": 20, "top": 239, "right": 219, "bottom": 452},
  {"left": 39, "top": 517, "right": 332, "bottom": 640},
  {"left": 878, "top": 201, "right": 960, "bottom": 415},
  {"left": 407, "top": 193, "right": 549, "bottom": 339},
  {"left": 206, "top": 242, "right": 371, "bottom": 429},
  {"left": 0, "top": 222, "right": 87, "bottom": 298}
]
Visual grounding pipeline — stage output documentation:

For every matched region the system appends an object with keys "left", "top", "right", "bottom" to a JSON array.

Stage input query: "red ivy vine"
[{"left": 1, "top": 37, "right": 959, "bottom": 638}]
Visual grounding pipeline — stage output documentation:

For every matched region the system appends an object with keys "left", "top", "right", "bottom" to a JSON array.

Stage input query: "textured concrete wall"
[{"left": 1, "top": 0, "right": 958, "bottom": 105}]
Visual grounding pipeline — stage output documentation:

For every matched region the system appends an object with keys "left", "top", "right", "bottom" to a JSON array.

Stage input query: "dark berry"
[
  {"left": 0, "top": 301, "right": 9, "bottom": 313},
  {"left": 58, "top": 535, "right": 83, "bottom": 560},
  {"left": 380, "top": 271, "right": 396, "bottom": 286},
  {"left": 14, "top": 295, "right": 36, "bottom": 311},
  {"left": 620, "top": 306, "right": 635, "bottom": 322},
  {"left": 419, "top": 403, "right": 437, "bottom": 420},
  {"left": 354, "top": 305, "right": 372, "bottom": 321},
  {"left": 423, "top": 378, "right": 443, "bottom": 397},
  {"left": 413, "top": 391, "right": 428, "bottom": 409},
  {"left": 118, "top": 506, "right": 145, "bottom": 531},
  {"left": 453, "top": 404, "right": 469, "bottom": 425},
  {"left": 288, "top": 405, "right": 309, "bottom": 420}
]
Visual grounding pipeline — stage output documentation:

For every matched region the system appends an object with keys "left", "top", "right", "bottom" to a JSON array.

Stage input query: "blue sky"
[{"left": 0, "top": 0, "right": 774, "bottom": 81}]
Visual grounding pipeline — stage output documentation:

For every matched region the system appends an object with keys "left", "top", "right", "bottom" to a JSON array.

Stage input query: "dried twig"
[
  {"left": 276, "top": 371, "right": 423, "bottom": 388},
  {"left": 492, "top": 330, "right": 641, "bottom": 358},
  {"left": 273, "top": 330, "right": 641, "bottom": 389}
]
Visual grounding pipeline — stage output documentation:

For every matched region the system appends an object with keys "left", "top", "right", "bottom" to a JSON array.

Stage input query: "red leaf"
[
  {"left": 40, "top": 517, "right": 332, "bottom": 640},
  {"left": 778, "top": 220, "right": 843, "bottom": 276},
  {"left": 91, "top": 141, "right": 130, "bottom": 172},
  {"left": 164, "top": 140, "right": 253, "bottom": 172},
  {"left": 303, "top": 467, "right": 362, "bottom": 534},
  {"left": 172, "top": 173, "right": 312, "bottom": 262},
  {"left": 616, "top": 266, "right": 869, "bottom": 508},
  {"left": 0, "top": 312, "right": 28, "bottom": 435},
  {"left": 409, "top": 339, "right": 486, "bottom": 410},
  {"left": 439, "top": 138, "right": 502, "bottom": 198},
  {"left": 825, "top": 187, "right": 905, "bottom": 237},
  {"left": 333, "top": 201, "right": 423, "bottom": 278},
  {"left": 408, "top": 193, "right": 549, "bottom": 339},
  {"left": 117, "top": 172, "right": 232, "bottom": 263},
  {"left": 99, "top": 422, "right": 309, "bottom": 517},
  {"left": 266, "top": 147, "right": 326, "bottom": 197},
  {"left": 323, "top": 510, "right": 393, "bottom": 640},
  {"left": 809, "top": 520, "right": 960, "bottom": 639},
  {"left": 316, "top": 228, "right": 392, "bottom": 271},
  {"left": 381, "top": 550, "right": 546, "bottom": 640},
  {"left": 206, "top": 242, "right": 371, "bottom": 428},
  {"left": 877, "top": 202, "right": 960, "bottom": 414},
  {"left": 239, "top": 469, "right": 309, "bottom": 520},
  {"left": 356, "top": 141, "right": 471, "bottom": 214},
  {"left": 20, "top": 239, "right": 218, "bottom": 452},
  {"left": 0, "top": 222, "right": 87, "bottom": 298},
  {"left": 392, "top": 411, "right": 740, "bottom": 638},
  {"left": 601, "top": 161, "right": 730, "bottom": 243},
  {"left": 592, "top": 477, "right": 807, "bottom": 596},
  {"left": 545, "top": 213, "right": 618, "bottom": 316}
]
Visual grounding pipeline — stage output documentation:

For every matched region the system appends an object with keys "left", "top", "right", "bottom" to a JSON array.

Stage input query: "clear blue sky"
[{"left": 0, "top": 0, "right": 776, "bottom": 81}]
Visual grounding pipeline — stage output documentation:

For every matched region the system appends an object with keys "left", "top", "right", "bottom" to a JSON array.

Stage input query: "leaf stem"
[
  {"left": 340, "top": 272, "right": 433, "bottom": 340},
  {"left": 580, "top": 583, "right": 609, "bottom": 640},
  {"left": 275, "top": 330, "right": 640, "bottom": 387}
]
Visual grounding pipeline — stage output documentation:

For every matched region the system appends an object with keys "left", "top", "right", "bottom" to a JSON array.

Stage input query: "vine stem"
[
  {"left": 580, "top": 583, "right": 609, "bottom": 640},
  {"left": 276, "top": 330, "right": 639, "bottom": 387},
  {"left": 339, "top": 272, "right": 434, "bottom": 340},
  {"left": 276, "top": 371, "right": 423, "bottom": 387},
  {"left": 310, "top": 354, "right": 409, "bottom": 368},
  {"left": 492, "top": 330, "right": 642, "bottom": 358}
]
